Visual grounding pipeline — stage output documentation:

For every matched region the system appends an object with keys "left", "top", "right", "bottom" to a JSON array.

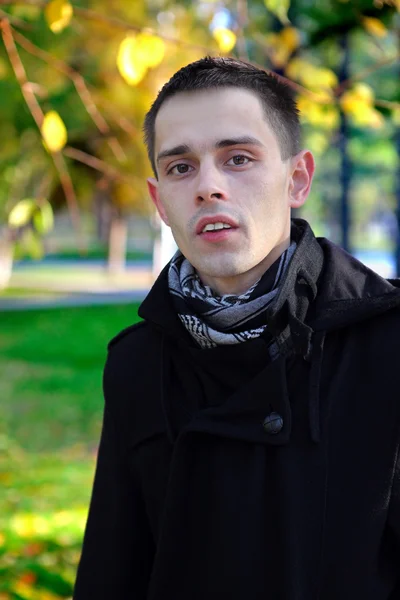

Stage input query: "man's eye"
[
  {"left": 228, "top": 155, "right": 251, "bottom": 166},
  {"left": 167, "top": 164, "right": 192, "bottom": 175}
]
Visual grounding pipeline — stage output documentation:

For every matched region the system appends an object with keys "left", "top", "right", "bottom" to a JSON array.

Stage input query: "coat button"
[{"left": 263, "top": 412, "right": 283, "bottom": 434}]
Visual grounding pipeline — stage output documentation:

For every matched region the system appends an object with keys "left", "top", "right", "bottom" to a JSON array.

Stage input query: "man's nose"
[{"left": 195, "top": 163, "right": 227, "bottom": 203}]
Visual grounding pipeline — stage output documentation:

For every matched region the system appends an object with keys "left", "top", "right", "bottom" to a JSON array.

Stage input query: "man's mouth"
[
  {"left": 201, "top": 222, "right": 233, "bottom": 233},
  {"left": 195, "top": 216, "right": 239, "bottom": 235}
]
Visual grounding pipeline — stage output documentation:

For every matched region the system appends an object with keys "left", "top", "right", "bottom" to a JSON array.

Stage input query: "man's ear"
[
  {"left": 147, "top": 177, "right": 170, "bottom": 226},
  {"left": 288, "top": 150, "right": 315, "bottom": 210}
]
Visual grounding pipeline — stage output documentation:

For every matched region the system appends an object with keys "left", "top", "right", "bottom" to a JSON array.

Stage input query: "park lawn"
[
  {"left": 0, "top": 303, "right": 141, "bottom": 599},
  {"left": 1, "top": 303, "right": 142, "bottom": 452}
]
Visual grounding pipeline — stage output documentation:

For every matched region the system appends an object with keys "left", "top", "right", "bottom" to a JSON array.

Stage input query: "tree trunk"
[
  {"left": 0, "top": 231, "right": 15, "bottom": 290},
  {"left": 94, "top": 178, "right": 113, "bottom": 246},
  {"left": 107, "top": 216, "right": 127, "bottom": 274}
]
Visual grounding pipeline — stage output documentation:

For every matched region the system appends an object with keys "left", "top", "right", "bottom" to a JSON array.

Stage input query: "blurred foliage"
[{"left": 0, "top": 0, "right": 398, "bottom": 257}]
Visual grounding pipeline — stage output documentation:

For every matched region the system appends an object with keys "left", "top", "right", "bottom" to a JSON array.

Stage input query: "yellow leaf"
[
  {"left": 117, "top": 36, "right": 148, "bottom": 86},
  {"left": 266, "top": 32, "right": 292, "bottom": 68},
  {"left": 135, "top": 32, "right": 166, "bottom": 69},
  {"left": 362, "top": 16, "right": 387, "bottom": 38},
  {"left": 280, "top": 27, "right": 300, "bottom": 53},
  {"left": 340, "top": 86, "right": 384, "bottom": 128},
  {"left": 286, "top": 59, "right": 338, "bottom": 90},
  {"left": 264, "top": 0, "right": 291, "bottom": 24},
  {"left": 340, "top": 84, "right": 375, "bottom": 119},
  {"left": 297, "top": 96, "right": 339, "bottom": 129},
  {"left": 41, "top": 110, "right": 67, "bottom": 152},
  {"left": 213, "top": 28, "right": 237, "bottom": 53},
  {"left": 8, "top": 199, "right": 36, "bottom": 228},
  {"left": 353, "top": 82, "right": 375, "bottom": 103},
  {"left": 44, "top": 0, "right": 73, "bottom": 34},
  {"left": 316, "top": 67, "right": 338, "bottom": 89},
  {"left": 353, "top": 106, "right": 384, "bottom": 128}
]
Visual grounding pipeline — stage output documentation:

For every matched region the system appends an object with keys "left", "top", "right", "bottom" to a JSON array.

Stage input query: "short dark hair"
[{"left": 143, "top": 56, "right": 301, "bottom": 178}]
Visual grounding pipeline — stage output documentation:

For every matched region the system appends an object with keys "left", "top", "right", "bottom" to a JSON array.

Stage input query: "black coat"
[{"left": 73, "top": 219, "right": 400, "bottom": 599}]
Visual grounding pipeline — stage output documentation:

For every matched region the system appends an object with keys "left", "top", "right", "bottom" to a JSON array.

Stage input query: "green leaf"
[
  {"left": 33, "top": 201, "right": 54, "bottom": 235},
  {"left": 20, "top": 230, "right": 44, "bottom": 260},
  {"left": 264, "top": 0, "right": 291, "bottom": 24},
  {"left": 8, "top": 199, "right": 36, "bottom": 228}
]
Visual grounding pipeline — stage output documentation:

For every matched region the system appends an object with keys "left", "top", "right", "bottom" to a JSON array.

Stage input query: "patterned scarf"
[{"left": 168, "top": 243, "right": 296, "bottom": 349}]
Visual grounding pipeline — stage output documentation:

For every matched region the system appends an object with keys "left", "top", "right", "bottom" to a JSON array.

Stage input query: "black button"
[{"left": 263, "top": 412, "right": 283, "bottom": 434}]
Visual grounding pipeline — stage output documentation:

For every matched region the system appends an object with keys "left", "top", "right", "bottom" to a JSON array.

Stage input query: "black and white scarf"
[{"left": 168, "top": 243, "right": 296, "bottom": 349}]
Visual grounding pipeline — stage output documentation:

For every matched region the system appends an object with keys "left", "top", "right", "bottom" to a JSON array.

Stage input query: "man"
[{"left": 73, "top": 57, "right": 400, "bottom": 599}]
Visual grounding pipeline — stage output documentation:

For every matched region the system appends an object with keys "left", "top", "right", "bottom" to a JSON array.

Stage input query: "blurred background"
[{"left": 0, "top": 0, "right": 399, "bottom": 597}]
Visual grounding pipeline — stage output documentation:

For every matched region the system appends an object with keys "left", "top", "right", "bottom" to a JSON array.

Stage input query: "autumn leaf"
[
  {"left": 297, "top": 96, "right": 339, "bottom": 129},
  {"left": 213, "top": 28, "right": 237, "bottom": 53},
  {"left": 44, "top": 0, "right": 73, "bottom": 34},
  {"left": 117, "top": 36, "right": 148, "bottom": 86},
  {"left": 266, "top": 27, "right": 300, "bottom": 68},
  {"left": 8, "top": 199, "right": 36, "bottom": 228},
  {"left": 362, "top": 16, "right": 387, "bottom": 37},
  {"left": 286, "top": 59, "right": 338, "bottom": 90},
  {"left": 340, "top": 84, "right": 384, "bottom": 128},
  {"left": 41, "top": 110, "right": 68, "bottom": 152},
  {"left": 19, "top": 571, "right": 37, "bottom": 585},
  {"left": 280, "top": 27, "right": 300, "bottom": 53},
  {"left": 117, "top": 32, "right": 165, "bottom": 86},
  {"left": 135, "top": 32, "right": 166, "bottom": 68}
]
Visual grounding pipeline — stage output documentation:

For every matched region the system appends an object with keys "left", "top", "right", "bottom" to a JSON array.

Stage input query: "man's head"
[
  {"left": 144, "top": 56, "right": 302, "bottom": 178},
  {"left": 144, "top": 56, "right": 315, "bottom": 295}
]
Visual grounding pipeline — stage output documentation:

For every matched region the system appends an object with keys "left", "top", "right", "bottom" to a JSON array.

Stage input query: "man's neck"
[{"left": 197, "top": 238, "right": 290, "bottom": 296}]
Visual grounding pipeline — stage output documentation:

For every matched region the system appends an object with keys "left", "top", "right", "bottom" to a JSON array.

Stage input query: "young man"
[{"left": 73, "top": 57, "right": 400, "bottom": 599}]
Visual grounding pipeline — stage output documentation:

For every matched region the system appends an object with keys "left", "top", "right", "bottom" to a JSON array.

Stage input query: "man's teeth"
[{"left": 202, "top": 222, "right": 232, "bottom": 233}]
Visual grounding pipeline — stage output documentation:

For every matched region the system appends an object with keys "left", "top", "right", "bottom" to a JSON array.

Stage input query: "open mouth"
[{"left": 200, "top": 222, "right": 234, "bottom": 233}]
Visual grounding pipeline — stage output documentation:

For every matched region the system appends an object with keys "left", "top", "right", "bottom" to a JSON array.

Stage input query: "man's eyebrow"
[{"left": 156, "top": 136, "right": 264, "bottom": 164}]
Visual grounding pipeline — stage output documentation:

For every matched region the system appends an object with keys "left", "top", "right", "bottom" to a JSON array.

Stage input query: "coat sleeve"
[
  {"left": 387, "top": 441, "right": 400, "bottom": 599},
  {"left": 73, "top": 399, "right": 155, "bottom": 599}
]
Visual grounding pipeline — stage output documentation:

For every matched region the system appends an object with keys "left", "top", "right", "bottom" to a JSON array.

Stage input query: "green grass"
[
  {"left": 15, "top": 248, "right": 152, "bottom": 262},
  {"left": 1, "top": 303, "right": 142, "bottom": 452},
  {"left": 0, "top": 303, "right": 142, "bottom": 599},
  {"left": 0, "top": 287, "right": 63, "bottom": 298}
]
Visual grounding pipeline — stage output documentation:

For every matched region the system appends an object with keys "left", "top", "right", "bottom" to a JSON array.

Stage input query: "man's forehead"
[
  {"left": 157, "top": 87, "right": 262, "bottom": 120},
  {"left": 154, "top": 89, "right": 270, "bottom": 154}
]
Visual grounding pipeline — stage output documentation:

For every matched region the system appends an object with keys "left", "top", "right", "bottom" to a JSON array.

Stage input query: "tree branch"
[
  {"left": 63, "top": 146, "right": 142, "bottom": 186},
  {"left": 0, "top": 7, "right": 32, "bottom": 30},
  {"left": 0, "top": 16, "right": 84, "bottom": 248},
  {"left": 11, "top": 27, "right": 127, "bottom": 161},
  {"left": 335, "top": 53, "right": 398, "bottom": 94},
  {"left": 4, "top": 0, "right": 399, "bottom": 106}
]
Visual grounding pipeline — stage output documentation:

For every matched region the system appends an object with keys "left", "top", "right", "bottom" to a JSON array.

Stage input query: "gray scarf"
[{"left": 168, "top": 243, "right": 296, "bottom": 349}]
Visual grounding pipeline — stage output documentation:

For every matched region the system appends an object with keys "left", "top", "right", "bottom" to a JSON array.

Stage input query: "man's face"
[{"left": 147, "top": 87, "right": 314, "bottom": 295}]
